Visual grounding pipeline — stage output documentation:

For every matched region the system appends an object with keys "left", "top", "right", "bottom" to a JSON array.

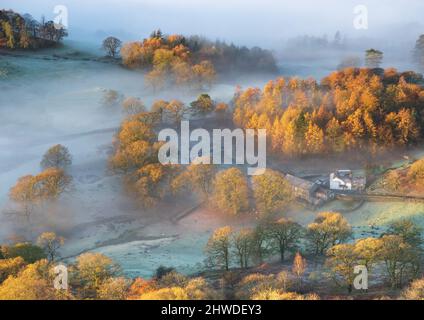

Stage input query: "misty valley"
[{"left": 1, "top": 2, "right": 424, "bottom": 303}]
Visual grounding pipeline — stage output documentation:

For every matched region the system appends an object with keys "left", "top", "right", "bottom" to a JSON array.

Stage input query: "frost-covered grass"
[
  {"left": 285, "top": 197, "right": 424, "bottom": 245},
  {"left": 92, "top": 235, "right": 207, "bottom": 279}
]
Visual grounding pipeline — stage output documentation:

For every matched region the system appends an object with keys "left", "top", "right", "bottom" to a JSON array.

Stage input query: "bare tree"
[
  {"left": 37, "top": 232, "right": 65, "bottom": 262},
  {"left": 102, "top": 36, "right": 122, "bottom": 58},
  {"left": 268, "top": 218, "right": 303, "bottom": 261},
  {"left": 40, "top": 144, "right": 72, "bottom": 170}
]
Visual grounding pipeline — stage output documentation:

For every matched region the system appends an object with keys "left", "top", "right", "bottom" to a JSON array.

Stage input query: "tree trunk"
[
  {"left": 225, "top": 249, "right": 229, "bottom": 271},
  {"left": 280, "top": 246, "right": 285, "bottom": 262}
]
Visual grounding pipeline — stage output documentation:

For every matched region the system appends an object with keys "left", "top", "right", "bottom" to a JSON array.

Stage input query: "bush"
[
  {"left": 408, "top": 159, "right": 424, "bottom": 185},
  {"left": 402, "top": 278, "right": 424, "bottom": 300}
]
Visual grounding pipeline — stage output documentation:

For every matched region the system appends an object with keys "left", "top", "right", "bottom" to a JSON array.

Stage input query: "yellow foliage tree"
[
  {"left": 252, "top": 169, "right": 293, "bottom": 216},
  {"left": 205, "top": 226, "right": 233, "bottom": 271},
  {"left": 307, "top": 212, "right": 352, "bottom": 255},
  {"left": 212, "top": 168, "right": 249, "bottom": 215}
]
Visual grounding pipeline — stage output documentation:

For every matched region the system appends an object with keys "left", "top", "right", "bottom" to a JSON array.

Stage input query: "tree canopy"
[
  {"left": 0, "top": 10, "right": 67, "bottom": 49},
  {"left": 233, "top": 68, "right": 424, "bottom": 157}
]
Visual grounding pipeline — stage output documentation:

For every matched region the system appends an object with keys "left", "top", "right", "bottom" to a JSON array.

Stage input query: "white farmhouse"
[
  {"left": 329, "top": 170, "right": 366, "bottom": 192},
  {"left": 330, "top": 170, "right": 352, "bottom": 190}
]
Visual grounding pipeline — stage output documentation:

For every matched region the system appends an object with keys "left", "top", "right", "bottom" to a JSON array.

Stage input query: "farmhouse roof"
[{"left": 286, "top": 174, "right": 317, "bottom": 191}]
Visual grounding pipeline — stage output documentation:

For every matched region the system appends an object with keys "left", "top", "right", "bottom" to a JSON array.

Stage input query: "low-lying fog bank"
[
  {"left": 0, "top": 42, "right": 278, "bottom": 276},
  {"left": 1, "top": 39, "right": 424, "bottom": 278}
]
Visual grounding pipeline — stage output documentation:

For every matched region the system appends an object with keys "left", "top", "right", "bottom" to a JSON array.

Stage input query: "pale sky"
[{"left": 2, "top": 0, "right": 424, "bottom": 46}]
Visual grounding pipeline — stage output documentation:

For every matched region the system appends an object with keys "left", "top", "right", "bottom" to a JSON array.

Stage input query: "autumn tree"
[
  {"left": 233, "top": 69, "right": 424, "bottom": 157},
  {"left": 205, "top": 226, "right": 233, "bottom": 271},
  {"left": 34, "top": 168, "right": 72, "bottom": 200},
  {"left": 152, "top": 48, "right": 174, "bottom": 72},
  {"left": 325, "top": 117, "right": 345, "bottom": 153},
  {"left": 172, "top": 163, "right": 216, "bottom": 201},
  {"left": 183, "top": 277, "right": 220, "bottom": 300},
  {"left": 251, "top": 290, "right": 319, "bottom": 300},
  {"left": 212, "top": 168, "right": 249, "bottom": 215},
  {"left": 120, "top": 41, "right": 149, "bottom": 69},
  {"left": 121, "top": 34, "right": 215, "bottom": 90},
  {"left": 0, "top": 260, "right": 68, "bottom": 300},
  {"left": 235, "top": 273, "right": 282, "bottom": 300},
  {"left": 18, "top": 20, "right": 30, "bottom": 49},
  {"left": 102, "top": 36, "right": 122, "bottom": 57},
  {"left": 40, "top": 144, "right": 72, "bottom": 170},
  {"left": 109, "top": 110, "right": 178, "bottom": 208},
  {"left": 235, "top": 272, "right": 303, "bottom": 300},
  {"left": 8, "top": 175, "right": 38, "bottom": 223},
  {"left": 307, "top": 212, "right": 352, "bottom": 255},
  {"left": 384, "top": 170, "right": 402, "bottom": 192},
  {"left": 326, "top": 243, "right": 359, "bottom": 293},
  {"left": 139, "top": 287, "right": 189, "bottom": 300},
  {"left": 150, "top": 99, "right": 168, "bottom": 120},
  {"left": 292, "top": 252, "right": 307, "bottom": 289},
  {"left": 215, "top": 102, "right": 229, "bottom": 119},
  {"left": 0, "top": 10, "right": 67, "bottom": 49},
  {"left": 139, "top": 276, "right": 218, "bottom": 300},
  {"left": 156, "top": 271, "right": 188, "bottom": 288},
  {"left": 125, "top": 163, "right": 176, "bottom": 208},
  {"left": 109, "top": 116, "right": 158, "bottom": 173},
  {"left": 191, "top": 60, "right": 216, "bottom": 89},
  {"left": 252, "top": 169, "right": 293, "bottom": 216},
  {"left": 72, "top": 253, "right": 120, "bottom": 298},
  {"left": 121, "top": 30, "right": 273, "bottom": 89},
  {"left": 268, "top": 218, "right": 303, "bottom": 261},
  {"left": 408, "top": 159, "right": 424, "bottom": 186},
  {"left": 304, "top": 122, "right": 325, "bottom": 154},
  {"left": 354, "top": 237, "right": 383, "bottom": 272},
  {"left": 281, "top": 112, "right": 307, "bottom": 157},
  {"left": 386, "top": 219, "right": 424, "bottom": 257},
  {"left": 172, "top": 60, "right": 194, "bottom": 86},
  {"left": 121, "top": 97, "right": 146, "bottom": 115},
  {"left": 0, "top": 257, "right": 26, "bottom": 283},
  {"left": 1, "top": 21, "right": 15, "bottom": 48},
  {"left": 127, "top": 277, "right": 157, "bottom": 299},
  {"left": 8, "top": 168, "right": 71, "bottom": 223},
  {"left": 97, "top": 277, "right": 130, "bottom": 300},
  {"left": 392, "top": 109, "right": 419, "bottom": 145},
  {"left": 37, "top": 232, "right": 65, "bottom": 262},
  {"left": 377, "top": 235, "right": 418, "bottom": 288},
  {"left": 145, "top": 68, "right": 167, "bottom": 90},
  {"left": 162, "top": 100, "right": 187, "bottom": 124},
  {"left": 189, "top": 94, "right": 215, "bottom": 116}
]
